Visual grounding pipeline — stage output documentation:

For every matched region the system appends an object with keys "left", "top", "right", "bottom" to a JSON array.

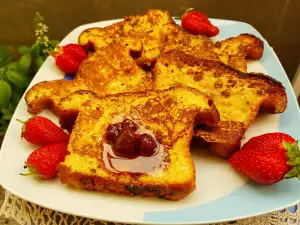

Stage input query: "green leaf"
[
  {"left": 10, "top": 92, "right": 21, "bottom": 106},
  {"left": 6, "top": 70, "right": 25, "bottom": 88},
  {"left": 30, "top": 44, "right": 40, "bottom": 56},
  {"left": 1, "top": 106, "right": 12, "bottom": 115},
  {"left": 6, "top": 61, "right": 18, "bottom": 70},
  {"left": 0, "top": 118, "right": 9, "bottom": 135},
  {"left": 19, "top": 54, "right": 32, "bottom": 72},
  {"left": 35, "top": 55, "right": 45, "bottom": 72},
  {"left": 282, "top": 141, "right": 290, "bottom": 151},
  {"left": 0, "top": 46, "right": 13, "bottom": 67},
  {"left": 0, "top": 68, "right": 6, "bottom": 80},
  {"left": 48, "top": 40, "right": 59, "bottom": 49},
  {"left": 287, "top": 151, "right": 299, "bottom": 160},
  {"left": 0, "top": 80, "right": 11, "bottom": 108},
  {"left": 287, "top": 156, "right": 300, "bottom": 166},
  {"left": 285, "top": 167, "right": 298, "bottom": 179},
  {"left": 18, "top": 46, "right": 31, "bottom": 54},
  {"left": 286, "top": 141, "right": 300, "bottom": 161},
  {"left": 1, "top": 103, "right": 15, "bottom": 124},
  {"left": 291, "top": 141, "right": 300, "bottom": 152},
  {"left": 2, "top": 112, "right": 13, "bottom": 120}
]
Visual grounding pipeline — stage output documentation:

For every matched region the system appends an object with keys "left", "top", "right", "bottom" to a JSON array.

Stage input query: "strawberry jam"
[
  {"left": 106, "top": 123, "right": 122, "bottom": 142},
  {"left": 137, "top": 133, "right": 157, "bottom": 157},
  {"left": 103, "top": 118, "right": 167, "bottom": 173},
  {"left": 112, "top": 128, "right": 137, "bottom": 159},
  {"left": 122, "top": 118, "right": 139, "bottom": 132},
  {"left": 104, "top": 118, "right": 158, "bottom": 158}
]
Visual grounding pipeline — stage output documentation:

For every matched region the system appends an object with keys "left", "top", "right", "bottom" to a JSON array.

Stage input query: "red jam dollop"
[{"left": 105, "top": 119, "right": 158, "bottom": 158}]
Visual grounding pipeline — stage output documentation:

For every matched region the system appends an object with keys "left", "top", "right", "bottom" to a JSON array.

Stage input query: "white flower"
[
  {"left": 43, "top": 36, "right": 49, "bottom": 42},
  {"left": 42, "top": 24, "right": 48, "bottom": 33},
  {"left": 33, "top": 12, "right": 55, "bottom": 51}
]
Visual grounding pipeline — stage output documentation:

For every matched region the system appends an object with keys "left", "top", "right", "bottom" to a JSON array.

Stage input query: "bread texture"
[
  {"left": 153, "top": 50, "right": 287, "bottom": 158},
  {"left": 26, "top": 10, "right": 265, "bottom": 116},
  {"left": 25, "top": 41, "right": 153, "bottom": 115},
  {"left": 79, "top": 9, "right": 264, "bottom": 72},
  {"left": 57, "top": 86, "right": 220, "bottom": 200}
]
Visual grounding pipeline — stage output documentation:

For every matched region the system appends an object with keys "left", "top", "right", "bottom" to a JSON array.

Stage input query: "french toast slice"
[
  {"left": 153, "top": 50, "right": 287, "bottom": 158},
  {"left": 213, "top": 34, "right": 264, "bottom": 72},
  {"left": 78, "top": 9, "right": 174, "bottom": 51},
  {"left": 79, "top": 9, "right": 264, "bottom": 72},
  {"left": 161, "top": 32, "right": 264, "bottom": 73},
  {"left": 25, "top": 41, "right": 152, "bottom": 114},
  {"left": 79, "top": 9, "right": 175, "bottom": 67},
  {"left": 57, "top": 86, "right": 220, "bottom": 200}
]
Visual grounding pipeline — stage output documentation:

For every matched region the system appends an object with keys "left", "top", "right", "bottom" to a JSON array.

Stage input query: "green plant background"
[{"left": 0, "top": 13, "right": 58, "bottom": 136}]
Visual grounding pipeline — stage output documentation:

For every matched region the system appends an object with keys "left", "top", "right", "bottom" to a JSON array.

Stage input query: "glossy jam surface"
[
  {"left": 112, "top": 128, "right": 137, "bottom": 159},
  {"left": 104, "top": 119, "right": 158, "bottom": 158},
  {"left": 103, "top": 118, "right": 168, "bottom": 174},
  {"left": 103, "top": 143, "right": 167, "bottom": 174},
  {"left": 137, "top": 133, "right": 158, "bottom": 157}
]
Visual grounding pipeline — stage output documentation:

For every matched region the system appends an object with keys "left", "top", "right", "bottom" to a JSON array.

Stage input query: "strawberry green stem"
[
  {"left": 184, "top": 7, "right": 195, "bottom": 13},
  {"left": 20, "top": 163, "right": 44, "bottom": 179},
  {"left": 16, "top": 119, "right": 25, "bottom": 124},
  {"left": 47, "top": 46, "right": 62, "bottom": 57},
  {"left": 20, "top": 162, "right": 34, "bottom": 176},
  {"left": 20, "top": 172, "right": 33, "bottom": 176},
  {"left": 283, "top": 141, "right": 300, "bottom": 181},
  {"left": 181, "top": 7, "right": 195, "bottom": 18},
  {"left": 175, "top": 7, "right": 195, "bottom": 20},
  {"left": 16, "top": 119, "right": 26, "bottom": 134}
]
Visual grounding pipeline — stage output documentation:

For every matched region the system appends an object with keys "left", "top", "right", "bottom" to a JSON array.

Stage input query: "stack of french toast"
[{"left": 24, "top": 9, "right": 287, "bottom": 200}]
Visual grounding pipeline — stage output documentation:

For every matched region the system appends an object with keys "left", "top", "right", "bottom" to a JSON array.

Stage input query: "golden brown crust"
[
  {"left": 78, "top": 9, "right": 175, "bottom": 65},
  {"left": 154, "top": 50, "right": 287, "bottom": 158},
  {"left": 27, "top": 10, "right": 267, "bottom": 116},
  {"left": 215, "top": 34, "right": 264, "bottom": 59},
  {"left": 78, "top": 9, "right": 264, "bottom": 72},
  {"left": 58, "top": 86, "right": 220, "bottom": 129},
  {"left": 194, "top": 121, "right": 246, "bottom": 158},
  {"left": 58, "top": 164, "right": 195, "bottom": 201},
  {"left": 57, "top": 86, "right": 219, "bottom": 200},
  {"left": 25, "top": 80, "right": 85, "bottom": 115},
  {"left": 25, "top": 40, "right": 153, "bottom": 115},
  {"left": 155, "top": 50, "right": 286, "bottom": 114},
  {"left": 78, "top": 9, "right": 175, "bottom": 48},
  {"left": 214, "top": 33, "right": 264, "bottom": 72},
  {"left": 160, "top": 30, "right": 264, "bottom": 72}
]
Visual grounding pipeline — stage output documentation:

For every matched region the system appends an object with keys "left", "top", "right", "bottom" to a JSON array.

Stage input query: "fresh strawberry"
[
  {"left": 17, "top": 116, "right": 69, "bottom": 145},
  {"left": 21, "top": 143, "right": 68, "bottom": 179},
  {"left": 181, "top": 10, "right": 219, "bottom": 37},
  {"left": 52, "top": 43, "right": 87, "bottom": 74},
  {"left": 229, "top": 132, "right": 300, "bottom": 185}
]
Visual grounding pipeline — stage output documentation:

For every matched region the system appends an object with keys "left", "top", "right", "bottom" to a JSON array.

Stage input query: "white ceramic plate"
[{"left": 0, "top": 18, "right": 300, "bottom": 225}]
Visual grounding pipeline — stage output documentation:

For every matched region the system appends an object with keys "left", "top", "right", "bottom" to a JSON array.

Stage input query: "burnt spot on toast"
[
  {"left": 57, "top": 87, "right": 216, "bottom": 200},
  {"left": 154, "top": 50, "right": 287, "bottom": 158},
  {"left": 125, "top": 185, "right": 162, "bottom": 196}
]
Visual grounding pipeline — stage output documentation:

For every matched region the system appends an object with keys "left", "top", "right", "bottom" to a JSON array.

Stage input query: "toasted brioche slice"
[
  {"left": 213, "top": 34, "right": 264, "bottom": 72},
  {"left": 153, "top": 50, "right": 287, "bottom": 158},
  {"left": 25, "top": 41, "right": 152, "bottom": 114},
  {"left": 161, "top": 31, "right": 264, "bottom": 72},
  {"left": 57, "top": 86, "right": 220, "bottom": 200},
  {"left": 79, "top": 9, "right": 264, "bottom": 72},
  {"left": 78, "top": 9, "right": 174, "bottom": 51},
  {"left": 25, "top": 80, "right": 87, "bottom": 115},
  {"left": 193, "top": 121, "right": 246, "bottom": 158},
  {"left": 79, "top": 9, "right": 175, "bottom": 67},
  {"left": 159, "top": 25, "right": 219, "bottom": 62}
]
